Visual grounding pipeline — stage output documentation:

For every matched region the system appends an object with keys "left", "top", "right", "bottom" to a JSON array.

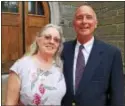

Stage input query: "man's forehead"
[{"left": 75, "top": 5, "right": 95, "bottom": 15}]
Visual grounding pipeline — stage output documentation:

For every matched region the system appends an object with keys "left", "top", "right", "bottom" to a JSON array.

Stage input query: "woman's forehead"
[{"left": 42, "top": 28, "right": 60, "bottom": 37}]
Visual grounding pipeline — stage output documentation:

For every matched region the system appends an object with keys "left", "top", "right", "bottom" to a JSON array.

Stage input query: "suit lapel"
[
  {"left": 76, "top": 39, "right": 104, "bottom": 95},
  {"left": 65, "top": 40, "right": 76, "bottom": 95}
]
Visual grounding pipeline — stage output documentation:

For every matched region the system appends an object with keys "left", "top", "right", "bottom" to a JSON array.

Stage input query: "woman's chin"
[{"left": 45, "top": 51, "right": 55, "bottom": 57}]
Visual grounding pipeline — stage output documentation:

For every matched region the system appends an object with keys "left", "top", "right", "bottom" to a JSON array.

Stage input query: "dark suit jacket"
[{"left": 61, "top": 39, "right": 124, "bottom": 106}]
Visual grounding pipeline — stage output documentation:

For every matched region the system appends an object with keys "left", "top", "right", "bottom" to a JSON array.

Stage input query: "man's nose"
[{"left": 82, "top": 17, "right": 87, "bottom": 23}]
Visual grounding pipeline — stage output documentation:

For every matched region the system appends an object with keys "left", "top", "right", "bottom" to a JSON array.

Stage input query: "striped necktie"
[{"left": 75, "top": 45, "right": 85, "bottom": 91}]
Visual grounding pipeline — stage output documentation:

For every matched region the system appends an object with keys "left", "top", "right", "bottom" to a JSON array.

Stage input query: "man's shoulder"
[
  {"left": 64, "top": 40, "right": 75, "bottom": 45},
  {"left": 96, "top": 39, "right": 121, "bottom": 52},
  {"left": 63, "top": 40, "right": 76, "bottom": 48},
  {"left": 62, "top": 40, "right": 76, "bottom": 53}
]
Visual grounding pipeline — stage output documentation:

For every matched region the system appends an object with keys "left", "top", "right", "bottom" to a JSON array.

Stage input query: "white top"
[
  {"left": 73, "top": 36, "right": 94, "bottom": 94},
  {"left": 10, "top": 56, "right": 66, "bottom": 105}
]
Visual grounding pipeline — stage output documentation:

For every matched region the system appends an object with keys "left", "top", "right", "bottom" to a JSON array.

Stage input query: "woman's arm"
[{"left": 5, "top": 71, "right": 21, "bottom": 105}]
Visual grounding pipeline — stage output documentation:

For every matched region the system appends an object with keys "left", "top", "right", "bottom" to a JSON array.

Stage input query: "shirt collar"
[{"left": 76, "top": 36, "right": 94, "bottom": 53}]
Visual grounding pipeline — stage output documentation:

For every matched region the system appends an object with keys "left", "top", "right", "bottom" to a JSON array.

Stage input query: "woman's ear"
[{"left": 36, "top": 36, "right": 40, "bottom": 45}]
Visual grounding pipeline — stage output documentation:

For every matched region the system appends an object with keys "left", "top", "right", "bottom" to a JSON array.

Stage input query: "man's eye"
[
  {"left": 86, "top": 15, "right": 93, "bottom": 19},
  {"left": 76, "top": 16, "right": 83, "bottom": 20}
]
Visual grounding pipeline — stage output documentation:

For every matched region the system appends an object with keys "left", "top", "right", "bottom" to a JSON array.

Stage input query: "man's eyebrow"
[{"left": 76, "top": 14, "right": 93, "bottom": 17}]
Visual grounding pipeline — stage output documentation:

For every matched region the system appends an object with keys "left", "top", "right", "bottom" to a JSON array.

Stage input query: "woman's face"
[{"left": 37, "top": 27, "right": 61, "bottom": 56}]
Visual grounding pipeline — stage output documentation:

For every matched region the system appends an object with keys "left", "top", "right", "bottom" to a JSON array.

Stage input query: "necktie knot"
[{"left": 79, "top": 45, "right": 84, "bottom": 50}]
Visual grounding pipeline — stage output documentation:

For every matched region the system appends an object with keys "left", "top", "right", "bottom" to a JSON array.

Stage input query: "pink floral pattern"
[
  {"left": 33, "top": 93, "right": 41, "bottom": 105},
  {"left": 10, "top": 56, "right": 66, "bottom": 105},
  {"left": 39, "top": 84, "right": 45, "bottom": 94}
]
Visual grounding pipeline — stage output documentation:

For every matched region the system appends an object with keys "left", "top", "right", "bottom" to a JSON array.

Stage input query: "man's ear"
[
  {"left": 95, "top": 20, "right": 98, "bottom": 28},
  {"left": 72, "top": 19, "right": 75, "bottom": 27},
  {"left": 95, "top": 24, "right": 97, "bottom": 28}
]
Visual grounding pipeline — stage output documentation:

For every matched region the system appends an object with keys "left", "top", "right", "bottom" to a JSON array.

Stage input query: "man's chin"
[{"left": 79, "top": 32, "right": 90, "bottom": 36}]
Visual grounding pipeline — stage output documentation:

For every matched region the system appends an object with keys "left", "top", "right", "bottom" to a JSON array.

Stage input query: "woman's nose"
[{"left": 50, "top": 38, "right": 55, "bottom": 43}]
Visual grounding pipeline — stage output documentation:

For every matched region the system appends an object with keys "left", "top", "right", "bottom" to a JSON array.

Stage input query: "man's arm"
[{"left": 110, "top": 49, "right": 124, "bottom": 106}]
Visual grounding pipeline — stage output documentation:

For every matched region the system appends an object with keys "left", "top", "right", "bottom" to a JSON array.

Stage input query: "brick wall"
[{"left": 59, "top": 1, "right": 125, "bottom": 73}]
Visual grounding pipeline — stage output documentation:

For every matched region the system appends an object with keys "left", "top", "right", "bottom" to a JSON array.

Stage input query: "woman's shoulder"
[
  {"left": 9, "top": 56, "right": 33, "bottom": 76},
  {"left": 17, "top": 55, "right": 33, "bottom": 64},
  {"left": 10, "top": 56, "right": 33, "bottom": 69}
]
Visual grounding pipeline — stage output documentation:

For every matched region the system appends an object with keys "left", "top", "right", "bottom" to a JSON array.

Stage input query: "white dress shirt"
[{"left": 73, "top": 36, "right": 94, "bottom": 94}]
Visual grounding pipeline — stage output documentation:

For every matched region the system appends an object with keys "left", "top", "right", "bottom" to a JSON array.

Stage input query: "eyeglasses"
[{"left": 43, "top": 35, "right": 61, "bottom": 43}]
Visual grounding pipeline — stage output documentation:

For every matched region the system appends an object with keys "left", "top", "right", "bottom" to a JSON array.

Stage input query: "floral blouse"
[{"left": 10, "top": 56, "right": 66, "bottom": 105}]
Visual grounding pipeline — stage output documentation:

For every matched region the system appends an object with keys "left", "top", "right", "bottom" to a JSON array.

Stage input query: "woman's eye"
[
  {"left": 54, "top": 38, "right": 61, "bottom": 43},
  {"left": 44, "top": 36, "right": 51, "bottom": 40}
]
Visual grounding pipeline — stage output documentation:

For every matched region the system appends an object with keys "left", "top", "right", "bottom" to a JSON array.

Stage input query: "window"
[
  {"left": 1, "top": 1, "right": 18, "bottom": 13},
  {"left": 28, "top": 1, "right": 44, "bottom": 15}
]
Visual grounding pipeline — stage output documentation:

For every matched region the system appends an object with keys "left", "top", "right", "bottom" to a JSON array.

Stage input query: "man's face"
[{"left": 73, "top": 5, "right": 97, "bottom": 39}]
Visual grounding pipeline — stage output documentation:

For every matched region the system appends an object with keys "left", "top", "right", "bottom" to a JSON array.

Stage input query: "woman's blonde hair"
[{"left": 25, "top": 23, "right": 65, "bottom": 69}]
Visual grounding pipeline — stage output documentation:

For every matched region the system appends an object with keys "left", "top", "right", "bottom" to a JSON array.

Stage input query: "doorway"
[{"left": 1, "top": 1, "right": 50, "bottom": 73}]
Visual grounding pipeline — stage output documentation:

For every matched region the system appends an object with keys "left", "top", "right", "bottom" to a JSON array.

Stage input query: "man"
[{"left": 62, "top": 4, "right": 124, "bottom": 106}]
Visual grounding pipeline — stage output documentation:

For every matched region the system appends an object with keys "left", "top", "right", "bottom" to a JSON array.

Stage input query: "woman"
[{"left": 5, "top": 24, "right": 66, "bottom": 105}]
